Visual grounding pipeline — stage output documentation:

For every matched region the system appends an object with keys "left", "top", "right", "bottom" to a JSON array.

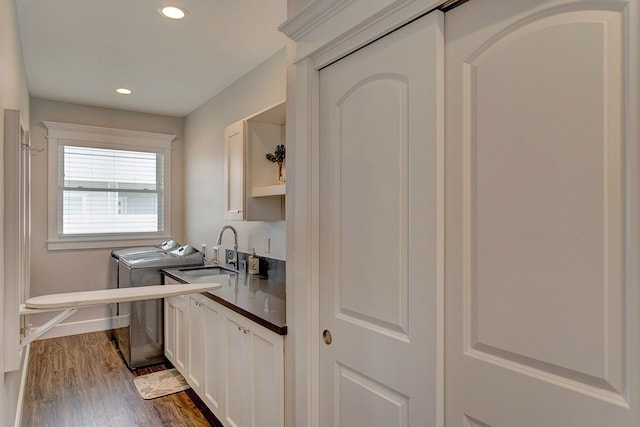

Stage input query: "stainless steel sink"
[
  {"left": 179, "top": 266, "right": 236, "bottom": 277},
  {"left": 176, "top": 266, "right": 238, "bottom": 286}
]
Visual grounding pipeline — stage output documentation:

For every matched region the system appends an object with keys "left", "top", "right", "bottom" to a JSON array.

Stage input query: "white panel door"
[
  {"left": 444, "top": 0, "right": 639, "bottom": 426},
  {"left": 319, "top": 12, "right": 443, "bottom": 426}
]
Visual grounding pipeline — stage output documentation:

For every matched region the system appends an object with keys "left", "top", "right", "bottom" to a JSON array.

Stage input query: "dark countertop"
[{"left": 161, "top": 265, "right": 287, "bottom": 335}]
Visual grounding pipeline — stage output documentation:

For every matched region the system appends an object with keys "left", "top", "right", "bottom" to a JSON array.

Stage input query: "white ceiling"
[{"left": 15, "top": 0, "right": 288, "bottom": 117}]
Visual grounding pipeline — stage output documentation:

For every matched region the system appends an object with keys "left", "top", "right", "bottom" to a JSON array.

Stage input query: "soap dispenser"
[{"left": 248, "top": 249, "right": 260, "bottom": 275}]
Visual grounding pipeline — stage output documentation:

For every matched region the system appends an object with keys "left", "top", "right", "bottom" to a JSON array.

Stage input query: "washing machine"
[
  {"left": 109, "top": 240, "right": 180, "bottom": 317},
  {"left": 113, "top": 244, "right": 203, "bottom": 369}
]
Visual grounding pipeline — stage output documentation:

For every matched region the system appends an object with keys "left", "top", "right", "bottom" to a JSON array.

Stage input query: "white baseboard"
[{"left": 29, "top": 314, "right": 130, "bottom": 341}]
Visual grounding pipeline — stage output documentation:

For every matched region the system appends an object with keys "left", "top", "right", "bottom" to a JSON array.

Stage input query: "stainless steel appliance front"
[{"left": 111, "top": 243, "right": 202, "bottom": 369}]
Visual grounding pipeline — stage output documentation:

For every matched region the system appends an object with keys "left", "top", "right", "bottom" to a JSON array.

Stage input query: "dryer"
[{"left": 113, "top": 244, "right": 202, "bottom": 369}]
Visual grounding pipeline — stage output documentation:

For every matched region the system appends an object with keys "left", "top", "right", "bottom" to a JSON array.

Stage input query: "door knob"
[{"left": 322, "top": 329, "right": 332, "bottom": 345}]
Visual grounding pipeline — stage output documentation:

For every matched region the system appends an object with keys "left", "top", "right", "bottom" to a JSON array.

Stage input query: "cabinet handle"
[{"left": 229, "top": 209, "right": 242, "bottom": 213}]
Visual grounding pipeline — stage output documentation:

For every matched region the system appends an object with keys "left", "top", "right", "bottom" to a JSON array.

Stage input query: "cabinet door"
[
  {"left": 164, "top": 299, "right": 176, "bottom": 365},
  {"left": 173, "top": 296, "right": 187, "bottom": 374},
  {"left": 251, "top": 326, "right": 284, "bottom": 427},
  {"left": 187, "top": 295, "right": 205, "bottom": 393},
  {"left": 225, "top": 316, "right": 252, "bottom": 427},
  {"left": 223, "top": 307, "right": 284, "bottom": 427},
  {"left": 203, "top": 299, "right": 224, "bottom": 419},
  {"left": 224, "top": 120, "right": 245, "bottom": 220}
]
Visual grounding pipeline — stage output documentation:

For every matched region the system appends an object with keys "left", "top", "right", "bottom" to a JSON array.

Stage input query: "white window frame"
[{"left": 44, "top": 121, "right": 175, "bottom": 250}]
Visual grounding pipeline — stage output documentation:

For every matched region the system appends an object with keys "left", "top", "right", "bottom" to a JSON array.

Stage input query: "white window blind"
[{"left": 59, "top": 145, "right": 164, "bottom": 235}]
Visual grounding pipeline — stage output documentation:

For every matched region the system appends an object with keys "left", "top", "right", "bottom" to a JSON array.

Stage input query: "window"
[
  {"left": 60, "top": 146, "right": 164, "bottom": 235},
  {"left": 44, "top": 122, "right": 175, "bottom": 250}
]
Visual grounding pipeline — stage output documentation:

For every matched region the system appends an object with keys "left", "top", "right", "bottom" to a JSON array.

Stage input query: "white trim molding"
[
  {"left": 42, "top": 121, "right": 175, "bottom": 149},
  {"left": 278, "top": 0, "right": 356, "bottom": 41},
  {"left": 27, "top": 314, "right": 123, "bottom": 341},
  {"left": 280, "top": 0, "right": 444, "bottom": 65},
  {"left": 43, "top": 121, "right": 175, "bottom": 250}
]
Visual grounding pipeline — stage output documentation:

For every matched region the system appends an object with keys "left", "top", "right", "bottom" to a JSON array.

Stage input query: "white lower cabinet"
[
  {"left": 187, "top": 294, "right": 224, "bottom": 419},
  {"left": 203, "top": 298, "right": 225, "bottom": 418},
  {"left": 164, "top": 290, "right": 284, "bottom": 427},
  {"left": 187, "top": 295, "right": 205, "bottom": 392},
  {"left": 225, "top": 315, "right": 253, "bottom": 427},
  {"left": 245, "top": 318, "right": 284, "bottom": 427},
  {"left": 224, "top": 310, "right": 284, "bottom": 427},
  {"left": 164, "top": 294, "right": 187, "bottom": 374}
]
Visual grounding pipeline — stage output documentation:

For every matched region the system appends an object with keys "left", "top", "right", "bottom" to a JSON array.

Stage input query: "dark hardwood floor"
[{"left": 22, "top": 330, "right": 220, "bottom": 427}]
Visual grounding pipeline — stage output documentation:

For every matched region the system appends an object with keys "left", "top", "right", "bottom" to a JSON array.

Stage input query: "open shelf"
[{"left": 252, "top": 184, "right": 286, "bottom": 197}]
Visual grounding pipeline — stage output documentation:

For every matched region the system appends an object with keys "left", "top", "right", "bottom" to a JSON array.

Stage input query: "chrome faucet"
[{"left": 215, "top": 225, "right": 238, "bottom": 269}]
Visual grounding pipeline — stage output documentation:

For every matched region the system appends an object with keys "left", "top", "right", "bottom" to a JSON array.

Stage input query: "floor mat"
[{"left": 133, "top": 368, "right": 190, "bottom": 399}]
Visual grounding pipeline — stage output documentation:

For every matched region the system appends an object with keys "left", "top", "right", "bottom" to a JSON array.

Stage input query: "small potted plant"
[{"left": 266, "top": 144, "right": 286, "bottom": 184}]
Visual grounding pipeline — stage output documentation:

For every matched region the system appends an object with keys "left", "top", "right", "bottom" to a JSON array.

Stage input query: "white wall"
[
  {"left": 1, "top": 0, "right": 30, "bottom": 423},
  {"left": 184, "top": 48, "right": 287, "bottom": 261},
  {"left": 27, "top": 98, "right": 185, "bottom": 334}
]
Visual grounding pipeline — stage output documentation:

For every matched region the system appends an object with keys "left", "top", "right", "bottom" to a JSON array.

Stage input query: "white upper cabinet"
[{"left": 224, "top": 102, "right": 286, "bottom": 221}]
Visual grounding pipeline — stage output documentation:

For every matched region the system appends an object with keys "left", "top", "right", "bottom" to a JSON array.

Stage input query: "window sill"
[{"left": 47, "top": 235, "right": 175, "bottom": 251}]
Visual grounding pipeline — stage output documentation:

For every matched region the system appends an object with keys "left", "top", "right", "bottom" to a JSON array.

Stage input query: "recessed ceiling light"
[
  {"left": 159, "top": 5, "right": 187, "bottom": 20},
  {"left": 116, "top": 88, "right": 132, "bottom": 95}
]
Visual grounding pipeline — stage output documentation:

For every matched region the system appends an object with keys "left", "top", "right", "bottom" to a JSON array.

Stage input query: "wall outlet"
[{"left": 225, "top": 249, "right": 237, "bottom": 264}]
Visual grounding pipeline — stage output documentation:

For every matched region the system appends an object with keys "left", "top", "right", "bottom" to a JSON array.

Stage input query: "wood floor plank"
[{"left": 22, "top": 330, "right": 218, "bottom": 427}]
